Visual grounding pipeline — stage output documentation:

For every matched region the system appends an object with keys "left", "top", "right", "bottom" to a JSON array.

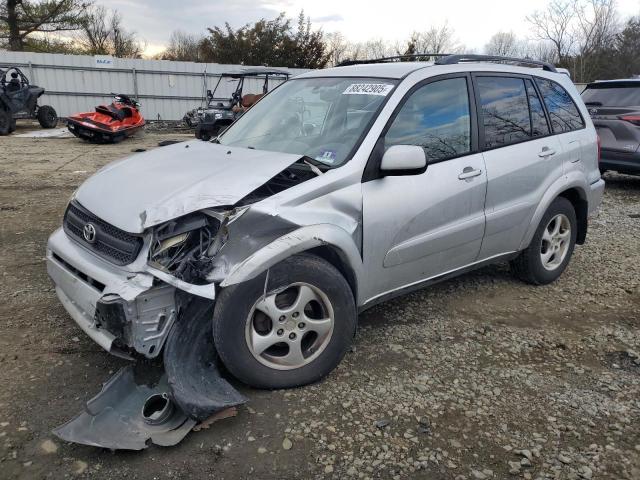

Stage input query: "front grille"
[{"left": 63, "top": 201, "right": 143, "bottom": 266}]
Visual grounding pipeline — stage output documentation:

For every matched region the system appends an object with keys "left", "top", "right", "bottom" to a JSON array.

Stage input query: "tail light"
[
  {"left": 618, "top": 115, "right": 640, "bottom": 126},
  {"left": 597, "top": 135, "right": 601, "bottom": 163}
]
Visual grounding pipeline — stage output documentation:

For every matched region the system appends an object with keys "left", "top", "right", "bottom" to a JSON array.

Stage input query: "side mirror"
[{"left": 380, "top": 145, "right": 427, "bottom": 174}]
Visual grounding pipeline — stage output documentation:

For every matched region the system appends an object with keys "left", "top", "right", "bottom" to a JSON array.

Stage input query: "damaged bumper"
[
  {"left": 46, "top": 228, "right": 188, "bottom": 359},
  {"left": 47, "top": 229, "right": 245, "bottom": 449}
]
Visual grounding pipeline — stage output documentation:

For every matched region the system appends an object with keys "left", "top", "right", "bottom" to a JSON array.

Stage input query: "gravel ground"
[{"left": 0, "top": 125, "right": 638, "bottom": 479}]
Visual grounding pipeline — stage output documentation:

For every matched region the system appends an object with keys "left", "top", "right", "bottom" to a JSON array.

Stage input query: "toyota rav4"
[{"left": 47, "top": 54, "right": 605, "bottom": 390}]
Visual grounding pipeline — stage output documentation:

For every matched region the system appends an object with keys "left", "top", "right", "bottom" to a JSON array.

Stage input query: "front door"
[{"left": 361, "top": 76, "right": 487, "bottom": 304}]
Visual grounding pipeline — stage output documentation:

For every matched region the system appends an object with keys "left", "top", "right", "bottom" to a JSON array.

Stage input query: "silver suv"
[{"left": 47, "top": 55, "right": 604, "bottom": 389}]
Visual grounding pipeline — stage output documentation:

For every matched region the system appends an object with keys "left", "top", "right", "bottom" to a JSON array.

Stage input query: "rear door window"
[
  {"left": 476, "top": 76, "right": 531, "bottom": 148},
  {"left": 535, "top": 78, "right": 585, "bottom": 133}
]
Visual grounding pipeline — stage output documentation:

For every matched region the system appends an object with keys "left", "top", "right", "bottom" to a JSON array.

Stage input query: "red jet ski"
[{"left": 67, "top": 93, "right": 145, "bottom": 143}]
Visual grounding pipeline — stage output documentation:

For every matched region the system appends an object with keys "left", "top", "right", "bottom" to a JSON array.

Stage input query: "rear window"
[
  {"left": 582, "top": 83, "right": 640, "bottom": 107},
  {"left": 535, "top": 78, "right": 585, "bottom": 133}
]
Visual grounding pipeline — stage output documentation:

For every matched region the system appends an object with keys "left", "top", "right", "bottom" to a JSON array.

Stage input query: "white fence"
[{"left": 0, "top": 51, "right": 309, "bottom": 120}]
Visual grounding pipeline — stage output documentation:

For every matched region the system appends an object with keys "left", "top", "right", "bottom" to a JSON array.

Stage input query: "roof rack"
[
  {"left": 337, "top": 53, "right": 451, "bottom": 67},
  {"left": 435, "top": 54, "right": 557, "bottom": 72}
]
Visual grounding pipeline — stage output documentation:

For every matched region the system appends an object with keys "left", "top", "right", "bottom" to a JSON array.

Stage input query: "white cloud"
[{"left": 99, "top": 0, "right": 640, "bottom": 56}]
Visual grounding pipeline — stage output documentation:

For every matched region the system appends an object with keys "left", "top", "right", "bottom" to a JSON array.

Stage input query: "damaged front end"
[
  {"left": 46, "top": 208, "right": 251, "bottom": 450},
  {"left": 46, "top": 141, "right": 360, "bottom": 450}
]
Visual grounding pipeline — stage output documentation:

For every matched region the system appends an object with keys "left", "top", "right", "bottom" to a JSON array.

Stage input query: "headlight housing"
[
  {"left": 148, "top": 213, "right": 219, "bottom": 281},
  {"left": 148, "top": 207, "right": 249, "bottom": 284}
]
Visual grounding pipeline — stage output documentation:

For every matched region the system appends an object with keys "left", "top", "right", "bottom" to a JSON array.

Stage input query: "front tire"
[
  {"left": 213, "top": 254, "right": 357, "bottom": 389},
  {"left": 510, "top": 196, "right": 577, "bottom": 285},
  {"left": 0, "top": 109, "right": 10, "bottom": 135},
  {"left": 37, "top": 105, "right": 58, "bottom": 128}
]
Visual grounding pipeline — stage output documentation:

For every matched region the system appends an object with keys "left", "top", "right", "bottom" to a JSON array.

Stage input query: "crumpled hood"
[{"left": 74, "top": 141, "right": 301, "bottom": 233}]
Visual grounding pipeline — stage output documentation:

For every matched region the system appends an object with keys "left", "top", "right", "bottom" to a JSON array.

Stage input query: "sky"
[{"left": 103, "top": 0, "right": 640, "bottom": 57}]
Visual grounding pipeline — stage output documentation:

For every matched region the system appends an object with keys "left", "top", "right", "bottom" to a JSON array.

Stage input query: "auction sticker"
[{"left": 343, "top": 83, "right": 393, "bottom": 96}]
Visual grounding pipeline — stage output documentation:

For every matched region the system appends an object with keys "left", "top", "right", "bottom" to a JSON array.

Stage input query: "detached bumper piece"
[
  {"left": 53, "top": 365, "right": 196, "bottom": 450},
  {"left": 53, "top": 299, "right": 247, "bottom": 450}
]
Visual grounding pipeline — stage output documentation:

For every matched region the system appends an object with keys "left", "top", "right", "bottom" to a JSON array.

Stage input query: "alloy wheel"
[{"left": 245, "top": 282, "right": 334, "bottom": 370}]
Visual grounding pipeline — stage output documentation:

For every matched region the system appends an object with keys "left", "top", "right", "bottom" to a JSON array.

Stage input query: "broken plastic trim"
[
  {"left": 53, "top": 297, "right": 246, "bottom": 450},
  {"left": 53, "top": 365, "right": 196, "bottom": 450}
]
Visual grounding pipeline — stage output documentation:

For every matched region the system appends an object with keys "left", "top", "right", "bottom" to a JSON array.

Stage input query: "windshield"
[
  {"left": 582, "top": 83, "right": 640, "bottom": 107},
  {"left": 218, "top": 77, "right": 397, "bottom": 167}
]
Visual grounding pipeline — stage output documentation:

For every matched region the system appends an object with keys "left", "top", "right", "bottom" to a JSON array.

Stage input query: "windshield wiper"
[
  {"left": 303, "top": 159, "right": 323, "bottom": 176},
  {"left": 300, "top": 155, "right": 334, "bottom": 174}
]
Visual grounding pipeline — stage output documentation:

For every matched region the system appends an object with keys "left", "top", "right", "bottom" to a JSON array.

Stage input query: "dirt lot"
[{"left": 0, "top": 124, "right": 639, "bottom": 480}]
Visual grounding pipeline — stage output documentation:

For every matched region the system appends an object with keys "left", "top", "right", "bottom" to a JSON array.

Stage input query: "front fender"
[
  {"left": 220, "top": 224, "right": 364, "bottom": 295},
  {"left": 518, "top": 172, "right": 588, "bottom": 251}
]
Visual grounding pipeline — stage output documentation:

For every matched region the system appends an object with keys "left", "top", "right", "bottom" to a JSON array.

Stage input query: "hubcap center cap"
[{"left": 284, "top": 319, "right": 297, "bottom": 332}]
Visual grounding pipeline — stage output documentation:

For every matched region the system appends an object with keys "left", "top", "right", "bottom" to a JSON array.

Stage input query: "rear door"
[{"left": 473, "top": 74, "right": 564, "bottom": 259}]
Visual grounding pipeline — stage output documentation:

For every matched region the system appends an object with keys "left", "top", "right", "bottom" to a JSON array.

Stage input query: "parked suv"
[
  {"left": 582, "top": 79, "right": 640, "bottom": 175},
  {"left": 46, "top": 55, "right": 604, "bottom": 390}
]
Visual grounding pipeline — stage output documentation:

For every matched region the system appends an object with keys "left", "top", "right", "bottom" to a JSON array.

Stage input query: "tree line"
[
  {"left": 0, "top": 0, "right": 142, "bottom": 57},
  {"left": 1, "top": 0, "right": 639, "bottom": 82}
]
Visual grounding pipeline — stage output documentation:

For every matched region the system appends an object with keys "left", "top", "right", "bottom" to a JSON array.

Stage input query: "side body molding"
[{"left": 220, "top": 224, "right": 364, "bottom": 301}]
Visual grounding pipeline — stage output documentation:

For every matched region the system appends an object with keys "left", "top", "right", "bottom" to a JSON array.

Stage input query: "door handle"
[
  {"left": 458, "top": 167, "right": 482, "bottom": 180},
  {"left": 538, "top": 147, "right": 556, "bottom": 158}
]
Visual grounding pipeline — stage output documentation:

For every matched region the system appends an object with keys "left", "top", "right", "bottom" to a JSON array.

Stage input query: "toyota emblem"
[
  {"left": 589, "top": 108, "right": 598, "bottom": 116},
  {"left": 83, "top": 223, "right": 97, "bottom": 243}
]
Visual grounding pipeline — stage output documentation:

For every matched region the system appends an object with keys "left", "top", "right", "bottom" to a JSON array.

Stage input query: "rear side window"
[
  {"left": 385, "top": 77, "right": 471, "bottom": 162},
  {"left": 525, "top": 79, "right": 550, "bottom": 137},
  {"left": 476, "top": 76, "right": 531, "bottom": 148},
  {"left": 582, "top": 83, "right": 640, "bottom": 107},
  {"left": 535, "top": 78, "right": 585, "bottom": 133}
]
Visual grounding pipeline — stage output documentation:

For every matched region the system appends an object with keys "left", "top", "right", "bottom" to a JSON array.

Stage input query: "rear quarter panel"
[{"left": 557, "top": 77, "right": 601, "bottom": 186}]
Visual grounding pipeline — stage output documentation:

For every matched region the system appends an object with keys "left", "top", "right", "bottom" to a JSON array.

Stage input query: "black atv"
[{"left": 0, "top": 66, "right": 58, "bottom": 135}]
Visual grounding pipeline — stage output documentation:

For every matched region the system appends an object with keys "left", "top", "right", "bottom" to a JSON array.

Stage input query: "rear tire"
[
  {"left": 37, "top": 105, "right": 58, "bottom": 128},
  {"left": 510, "top": 196, "right": 577, "bottom": 285},
  {"left": 8, "top": 116, "right": 16, "bottom": 133},
  {"left": 213, "top": 254, "right": 357, "bottom": 389},
  {"left": 0, "top": 109, "right": 10, "bottom": 135}
]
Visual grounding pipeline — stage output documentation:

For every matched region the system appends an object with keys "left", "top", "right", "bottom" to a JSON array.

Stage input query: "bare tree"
[
  {"left": 571, "top": 0, "right": 618, "bottom": 80},
  {"left": 160, "top": 30, "right": 206, "bottom": 62},
  {"left": 574, "top": 0, "right": 618, "bottom": 56},
  {"left": 325, "top": 31, "right": 349, "bottom": 65},
  {"left": 522, "top": 40, "right": 559, "bottom": 63},
  {"left": 0, "top": 0, "right": 88, "bottom": 50},
  {"left": 76, "top": 5, "right": 142, "bottom": 58},
  {"left": 366, "top": 38, "right": 396, "bottom": 58},
  {"left": 527, "top": 0, "right": 576, "bottom": 64},
  {"left": 485, "top": 31, "right": 522, "bottom": 56},
  {"left": 407, "top": 22, "right": 461, "bottom": 55}
]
